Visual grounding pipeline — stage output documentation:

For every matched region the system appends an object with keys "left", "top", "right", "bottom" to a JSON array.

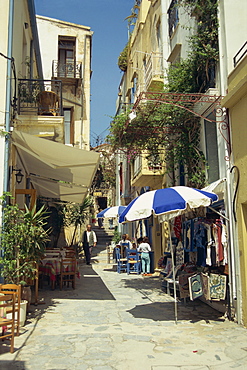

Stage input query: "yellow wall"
[
  {"left": 125, "top": 0, "right": 162, "bottom": 97},
  {"left": 222, "top": 55, "right": 247, "bottom": 325},
  {"left": 123, "top": 1, "right": 164, "bottom": 267}
]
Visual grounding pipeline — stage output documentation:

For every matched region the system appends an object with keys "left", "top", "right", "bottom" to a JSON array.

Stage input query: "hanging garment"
[
  {"left": 174, "top": 216, "right": 182, "bottom": 239},
  {"left": 221, "top": 223, "right": 228, "bottom": 265},
  {"left": 205, "top": 223, "right": 212, "bottom": 266},
  {"left": 216, "top": 220, "right": 224, "bottom": 262},
  {"left": 176, "top": 241, "right": 184, "bottom": 266}
]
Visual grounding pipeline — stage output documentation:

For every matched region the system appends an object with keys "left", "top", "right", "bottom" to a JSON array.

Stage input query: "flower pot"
[
  {"left": 19, "top": 300, "right": 28, "bottom": 326},
  {"left": 7, "top": 300, "right": 28, "bottom": 327},
  {"left": 21, "top": 286, "right": 32, "bottom": 312}
]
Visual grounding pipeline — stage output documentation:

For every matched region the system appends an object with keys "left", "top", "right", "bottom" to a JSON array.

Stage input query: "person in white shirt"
[
  {"left": 138, "top": 236, "right": 151, "bottom": 274},
  {"left": 82, "top": 224, "right": 97, "bottom": 265},
  {"left": 118, "top": 234, "right": 132, "bottom": 257}
]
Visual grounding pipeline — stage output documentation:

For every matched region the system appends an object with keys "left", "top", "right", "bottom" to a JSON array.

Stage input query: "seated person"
[{"left": 118, "top": 234, "right": 132, "bottom": 257}]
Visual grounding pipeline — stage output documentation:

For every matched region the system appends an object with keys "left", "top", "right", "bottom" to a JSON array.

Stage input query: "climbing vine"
[{"left": 177, "top": 0, "right": 219, "bottom": 93}]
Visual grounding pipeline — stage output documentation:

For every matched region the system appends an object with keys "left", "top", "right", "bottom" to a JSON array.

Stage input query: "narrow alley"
[{"left": 1, "top": 239, "right": 247, "bottom": 370}]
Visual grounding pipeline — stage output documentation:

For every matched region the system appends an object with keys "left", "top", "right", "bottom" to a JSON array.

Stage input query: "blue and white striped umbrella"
[
  {"left": 119, "top": 186, "right": 218, "bottom": 223},
  {"left": 97, "top": 206, "right": 127, "bottom": 219}
]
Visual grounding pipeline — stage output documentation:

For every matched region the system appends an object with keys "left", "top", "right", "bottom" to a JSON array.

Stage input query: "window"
[
  {"left": 58, "top": 37, "right": 76, "bottom": 77},
  {"left": 132, "top": 155, "right": 142, "bottom": 178},
  {"left": 168, "top": 0, "right": 179, "bottom": 38},
  {"left": 64, "top": 108, "right": 74, "bottom": 145},
  {"left": 204, "top": 113, "right": 219, "bottom": 183},
  {"left": 131, "top": 75, "right": 138, "bottom": 102},
  {"left": 156, "top": 20, "right": 161, "bottom": 52}
]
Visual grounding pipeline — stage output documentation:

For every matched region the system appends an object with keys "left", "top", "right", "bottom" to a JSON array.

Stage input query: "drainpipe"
[
  {"left": 3, "top": 0, "right": 14, "bottom": 195},
  {"left": 115, "top": 151, "right": 121, "bottom": 233},
  {"left": 218, "top": 0, "right": 241, "bottom": 324}
]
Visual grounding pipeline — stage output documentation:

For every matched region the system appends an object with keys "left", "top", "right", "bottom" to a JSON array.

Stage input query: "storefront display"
[{"left": 160, "top": 210, "right": 229, "bottom": 308}]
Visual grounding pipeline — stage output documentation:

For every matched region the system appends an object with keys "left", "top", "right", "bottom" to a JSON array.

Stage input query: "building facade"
[
  {"left": 114, "top": 0, "right": 247, "bottom": 324},
  {"left": 36, "top": 15, "right": 92, "bottom": 150},
  {"left": 1, "top": 0, "right": 99, "bottom": 213}
]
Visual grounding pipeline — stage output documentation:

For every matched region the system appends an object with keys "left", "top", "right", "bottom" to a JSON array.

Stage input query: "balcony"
[
  {"left": 18, "top": 79, "right": 63, "bottom": 116},
  {"left": 144, "top": 53, "right": 164, "bottom": 91},
  {"left": 16, "top": 79, "right": 64, "bottom": 143},
  {"left": 131, "top": 153, "right": 164, "bottom": 188},
  {"left": 52, "top": 60, "right": 82, "bottom": 79}
]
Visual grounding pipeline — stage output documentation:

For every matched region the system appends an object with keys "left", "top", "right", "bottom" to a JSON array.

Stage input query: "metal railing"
[
  {"left": 52, "top": 60, "right": 82, "bottom": 78},
  {"left": 18, "top": 79, "right": 63, "bottom": 116},
  {"left": 233, "top": 41, "right": 247, "bottom": 67},
  {"left": 144, "top": 52, "right": 164, "bottom": 91}
]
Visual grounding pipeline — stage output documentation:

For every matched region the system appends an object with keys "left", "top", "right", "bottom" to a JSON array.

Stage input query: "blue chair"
[
  {"left": 115, "top": 247, "right": 127, "bottom": 273},
  {"left": 126, "top": 249, "right": 141, "bottom": 275}
]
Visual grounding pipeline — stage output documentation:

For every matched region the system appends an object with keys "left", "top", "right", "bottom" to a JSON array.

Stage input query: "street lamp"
[{"left": 12, "top": 168, "right": 24, "bottom": 184}]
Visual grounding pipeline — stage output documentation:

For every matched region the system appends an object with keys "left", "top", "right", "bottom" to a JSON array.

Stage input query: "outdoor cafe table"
[
  {"left": 39, "top": 257, "right": 61, "bottom": 289},
  {"left": 39, "top": 255, "right": 80, "bottom": 290}
]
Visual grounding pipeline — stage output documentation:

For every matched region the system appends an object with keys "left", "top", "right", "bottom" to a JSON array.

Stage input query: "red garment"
[
  {"left": 174, "top": 216, "right": 182, "bottom": 239},
  {"left": 216, "top": 220, "right": 224, "bottom": 262}
]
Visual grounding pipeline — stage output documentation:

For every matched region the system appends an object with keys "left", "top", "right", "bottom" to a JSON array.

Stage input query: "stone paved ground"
[{"left": 1, "top": 246, "right": 247, "bottom": 370}]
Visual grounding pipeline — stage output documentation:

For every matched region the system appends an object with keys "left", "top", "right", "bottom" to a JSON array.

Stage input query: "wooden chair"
[
  {"left": 60, "top": 258, "right": 77, "bottom": 290},
  {"left": 0, "top": 293, "right": 16, "bottom": 353},
  {"left": 126, "top": 249, "right": 141, "bottom": 275},
  {"left": 44, "top": 249, "right": 61, "bottom": 258},
  {"left": 115, "top": 247, "right": 127, "bottom": 274},
  {"left": 0, "top": 284, "right": 21, "bottom": 336},
  {"left": 65, "top": 248, "right": 76, "bottom": 258}
]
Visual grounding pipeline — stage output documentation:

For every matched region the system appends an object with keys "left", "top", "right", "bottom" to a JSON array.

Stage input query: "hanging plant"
[{"left": 118, "top": 41, "right": 129, "bottom": 72}]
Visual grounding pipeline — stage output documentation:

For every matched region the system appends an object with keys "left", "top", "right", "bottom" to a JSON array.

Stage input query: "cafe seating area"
[
  {"left": 39, "top": 247, "right": 79, "bottom": 290},
  {"left": 0, "top": 247, "right": 80, "bottom": 353},
  {"left": 115, "top": 247, "right": 141, "bottom": 275}
]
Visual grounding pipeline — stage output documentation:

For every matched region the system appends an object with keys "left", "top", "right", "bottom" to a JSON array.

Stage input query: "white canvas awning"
[
  {"left": 202, "top": 178, "right": 226, "bottom": 195},
  {"left": 12, "top": 130, "right": 100, "bottom": 203}
]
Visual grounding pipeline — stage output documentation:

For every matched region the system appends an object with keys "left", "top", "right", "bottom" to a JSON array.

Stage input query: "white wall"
[{"left": 218, "top": 0, "right": 247, "bottom": 95}]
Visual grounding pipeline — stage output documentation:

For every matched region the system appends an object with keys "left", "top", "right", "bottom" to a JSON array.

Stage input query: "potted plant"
[
  {"left": 0, "top": 194, "right": 50, "bottom": 306},
  {"left": 61, "top": 196, "right": 93, "bottom": 247}
]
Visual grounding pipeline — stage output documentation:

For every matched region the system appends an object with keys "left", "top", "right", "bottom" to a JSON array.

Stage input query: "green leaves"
[
  {"left": 118, "top": 42, "right": 129, "bottom": 72},
  {"left": 109, "top": 0, "right": 218, "bottom": 188},
  {"left": 0, "top": 200, "right": 50, "bottom": 284}
]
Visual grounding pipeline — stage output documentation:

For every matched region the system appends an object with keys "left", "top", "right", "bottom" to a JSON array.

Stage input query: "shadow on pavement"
[
  {"left": 27, "top": 264, "right": 115, "bottom": 324},
  {"left": 0, "top": 360, "right": 26, "bottom": 370},
  {"left": 127, "top": 300, "right": 225, "bottom": 323},
  {"left": 123, "top": 276, "right": 225, "bottom": 323}
]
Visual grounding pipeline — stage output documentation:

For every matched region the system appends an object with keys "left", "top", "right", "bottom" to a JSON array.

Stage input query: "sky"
[{"left": 34, "top": 0, "right": 134, "bottom": 147}]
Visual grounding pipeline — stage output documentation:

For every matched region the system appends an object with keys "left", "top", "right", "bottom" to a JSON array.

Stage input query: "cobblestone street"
[{"left": 1, "top": 245, "right": 247, "bottom": 370}]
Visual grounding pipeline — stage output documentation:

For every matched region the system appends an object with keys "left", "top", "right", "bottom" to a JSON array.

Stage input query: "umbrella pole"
[{"left": 168, "top": 221, "right": 178, "bottom": 324}]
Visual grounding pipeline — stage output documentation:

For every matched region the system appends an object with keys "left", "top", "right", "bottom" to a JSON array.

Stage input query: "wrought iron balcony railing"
[
  {"left": 233, "top": 41, "right": 247, "bottom": 67},
  {"left": 52, "top": 60, "right": 82, "bottom": 79},
  {"left": 18, "top": 79, "right": 63, "bottom": 116}
]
